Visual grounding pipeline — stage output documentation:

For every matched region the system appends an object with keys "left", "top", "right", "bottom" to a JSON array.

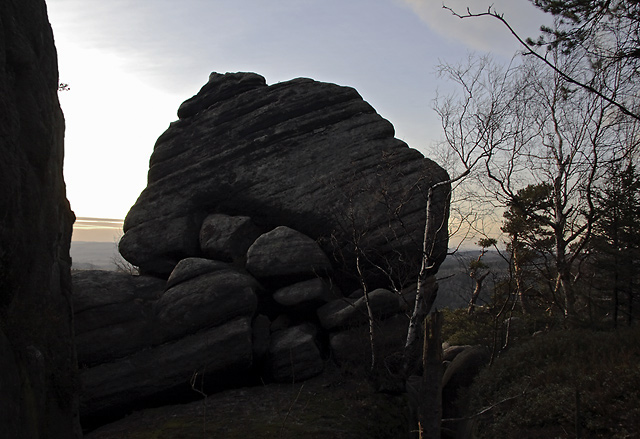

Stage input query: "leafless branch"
[{"left": 442, "top": 4, "right": 640, "bottom": 121}]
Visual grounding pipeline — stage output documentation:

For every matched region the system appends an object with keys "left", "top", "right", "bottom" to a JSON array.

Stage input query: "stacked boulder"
[
  {"left": 73, "top": 72, "right": 451, "bottom": 428},
  {"left": 74, "top": 218, "right": 412, "bottom": 426}
]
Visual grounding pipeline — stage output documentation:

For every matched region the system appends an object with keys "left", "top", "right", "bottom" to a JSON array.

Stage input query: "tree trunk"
[
  {"left": 418, "top": 311, "right": 443, "bottom": 438},
  {"left": 627, "top": 276, "right": 634, "bottom": 326},
  {"left": 612, "top": 210, "right": 620, "bottom": 328},
  {"left": 613, "top": 269, "right": 620, "bottom": 329},
  {"left": 513, "top": 244, "right": 531, "bottom": 314},
  {"left": 403, "top": 185, "right": 441, "bottom": 377},
  {"left": 556, "top": 236, "right": 577, "bottom": 319},
  {"left": 559, "top": 269, "right": 577, "bottom": 319},
  {"left": 468, "top": 272, "right": 489, "bottom": 315},
  {"left": 356, "top": 253, "right": 376, "bottom": 370},
  {"left": 403, "top": 275, "right": 438, "bottom": 377}
]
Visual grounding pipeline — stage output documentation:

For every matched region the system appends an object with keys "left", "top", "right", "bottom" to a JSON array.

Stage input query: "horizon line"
[{"left": 75, "top": 217, "right": 124, "bottom": 223}]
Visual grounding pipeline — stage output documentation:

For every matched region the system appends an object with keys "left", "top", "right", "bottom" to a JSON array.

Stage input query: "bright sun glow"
[
  {"left": 57, "top": 42, "right": 183, "bottom": 221},
  {"left": 47, "top": 0, "right": 545, "bottom": 243}
]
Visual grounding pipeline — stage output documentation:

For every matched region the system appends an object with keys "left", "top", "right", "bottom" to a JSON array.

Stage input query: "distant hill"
[
  {"left": 70, "top": 241, "right": 121, "bottom": 271},
  {"left": 435, "top": 250, "right": 509, "bottom": 310}
]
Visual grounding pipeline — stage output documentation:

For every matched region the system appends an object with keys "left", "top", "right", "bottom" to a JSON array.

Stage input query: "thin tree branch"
[{"left": 442, "top": 5, "right": 640, "bottom": 121}]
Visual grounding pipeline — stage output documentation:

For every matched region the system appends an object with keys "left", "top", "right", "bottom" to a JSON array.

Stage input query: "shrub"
[
  {"left": 441, "top": 308, "right": 496, "bottom": 347},
  {"left": 441, "top": 308, "right": 556, "bottom": 351},
  {"left": 468, "top": 326, "right": 640, "bottom": 438}
]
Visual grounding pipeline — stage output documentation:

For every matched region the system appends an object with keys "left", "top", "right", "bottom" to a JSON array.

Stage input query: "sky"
[{"left": 45, "top": 0, "right": 549, "bottom": 242}]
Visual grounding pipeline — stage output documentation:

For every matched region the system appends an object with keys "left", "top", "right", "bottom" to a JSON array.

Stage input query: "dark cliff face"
[
  {"left": 120, "top": 72, "right": 450, "bottom": 286},
  {"left": 0, "top": 0, "right": 80, "bottom": 437}
]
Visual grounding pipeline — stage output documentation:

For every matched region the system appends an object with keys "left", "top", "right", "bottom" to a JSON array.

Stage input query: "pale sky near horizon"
[{"left": 46, "top": 0, "right": 548, "bottom": 242}]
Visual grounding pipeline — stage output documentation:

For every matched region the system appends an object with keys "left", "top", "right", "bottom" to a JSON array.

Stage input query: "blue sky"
[{"left": 46, "top": 0, "right": 548, "bottom": 240}]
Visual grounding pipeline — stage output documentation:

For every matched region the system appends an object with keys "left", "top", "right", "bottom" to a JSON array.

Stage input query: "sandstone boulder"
[
  {"left": 317, "top": 288, "right": 401, "bottom": 331},
  {"left": 119, "top": 72, "right": 450, "bottom": 283},
  {"left": 270, "top": 314, "right": 292, "bottom": 332},
  {"left": 442, "top": 345, "right": 490, "bottom": 391},
  {"left": 246, "top": 226, "right": 332, "bottom": 280},
  {"left": 442, "top": 345, "right": 472, "bottom": 363},
  {"left": 272, "top": 277, "right": 336, "bottom": 310},
  {"left": 72, "top": 267, "right": 262, "bottom": 428},
  {"left": 442, "top": 345, "right": 491, "bottom": 432},
  {"left": 123, "top": 215, "right": 202, "bottom": 276},
  {"left": 72, "top": 270, "right": 165, "bottom": 366},
  {"left": 73, "top": 271, "right": 165, "bottom": 315},
  {"left": 200, "top": 213, "right": 262, "bottom": 261},
  {"left": 252, "top": 314, "right": 271, "bottom": 363},
  {"left": 81, "top": 317, "right": 254, "bottom": 423},
  {"left": 165, "top": 257, "right": 229, "bottom": 289},
  {"left": 267, "top": 324, "right": 324, "bottom": 382},
  {"left": 157, "top": 267, "right": 260, "bottom": 343}
]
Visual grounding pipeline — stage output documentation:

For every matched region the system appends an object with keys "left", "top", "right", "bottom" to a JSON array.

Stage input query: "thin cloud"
[
  {"left": 398, "top": 0, "right": 550, "bottom": 56},
  {"left": 74, "top": 218, "right": 124, "bottom": 229},
  {"left": 73, "top": 218, "right": 124, "bottom": 242},
  {"left": 48, "top": 0, "right": 320, "bottom": 93},
  {"left": 51, "top": 0, "right": 547, "bottom": 222},
  {"left": 75, "top": 217, "right": 124, "bottom": 223}
]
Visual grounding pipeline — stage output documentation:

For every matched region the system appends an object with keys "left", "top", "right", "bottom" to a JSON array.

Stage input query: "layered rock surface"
[
  {"left": 0, "top": 0, "right": 80, "bottom": 437},
  {"left": 119, "top": 72, "right": 450, "bottom": 283},
  {"left": 78, "top": 72, "right": 452, "bottom": 432},
  {"left": 74, "top": 225, "right": 328, "bottom": 425},
  {"left": 74, "top": 221, "right": 417, "bottom": 429},
  {"left": 74, "top": 271, "right": 165, "bottom": 366}
]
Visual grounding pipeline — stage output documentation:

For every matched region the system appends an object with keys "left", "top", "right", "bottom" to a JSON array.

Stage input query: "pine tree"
[
  {"left": 501, "top": 183, "right": 556, "bottom": 313},
  {"left": 591, "top": 162, "right": 640, "bottom": 326}
]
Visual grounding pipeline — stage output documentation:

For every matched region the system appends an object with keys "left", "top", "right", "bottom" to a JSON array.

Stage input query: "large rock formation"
[
  {"left": 77, "top": 72, "right": 452, "bottom": 431},
  {"left": 73, "top": 222, "right": 416, "bottom": 429},
  {"left": 74, "top": 223, "right": 339, "bottom": 424},
  {"left": 0, "top": 0, "right": 80, "bottom": 437},
  {"left": 119, "top": 72, "right": 450, "bottom": 285}
]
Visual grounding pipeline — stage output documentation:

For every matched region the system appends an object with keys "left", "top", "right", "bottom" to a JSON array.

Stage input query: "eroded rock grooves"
[
  {"left": 119, "top": 72, "right": 450, "bottom": 285},
  {"left": 0, "top": 0, "right": 80, "bottom": 437},
  {"left": 75, "top": 226, "right": 407, "bottom": 428},
  {"left": 79, "top": 72, "right": 453, "bottom": 432}
]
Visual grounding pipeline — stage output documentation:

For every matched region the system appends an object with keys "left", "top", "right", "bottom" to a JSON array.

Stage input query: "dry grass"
[{"left": 84, "top": 363, "right": 410, "bottom": 439}]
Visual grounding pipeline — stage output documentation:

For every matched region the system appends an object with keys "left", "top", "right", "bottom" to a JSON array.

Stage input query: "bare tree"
[
  {"left": 401, "top": 55, "right": 514, "bottom": 379},
  {"left": 399, "top": 55, "right": 523, "bottom": 438},
  {"left": 467, "top": 238, "right": 497, "bottom": 314},
  {"left": 442, "top": 3, "right": 640, "bottom": 122},
  {"left": 438, "top": 47, "right": 639, "bottom": 319}
]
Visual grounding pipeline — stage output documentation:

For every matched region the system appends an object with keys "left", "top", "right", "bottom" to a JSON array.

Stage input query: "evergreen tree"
[
  {"left": 501, "top": 183, "right": 556, "bottom": 313},
  {"left": 590, "top": 162, "right": 640, "bottom": 325},
  {"left": 530, "top": 0, "right": 640, "bottom": 61}
]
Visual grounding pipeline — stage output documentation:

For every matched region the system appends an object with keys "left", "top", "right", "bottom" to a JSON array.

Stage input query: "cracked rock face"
[
  {"left": 120, "top": 72, "right": 450, "bottom": 286},
  {"left": 0, "top": 0, "right": 80, "bottom": 437}
]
